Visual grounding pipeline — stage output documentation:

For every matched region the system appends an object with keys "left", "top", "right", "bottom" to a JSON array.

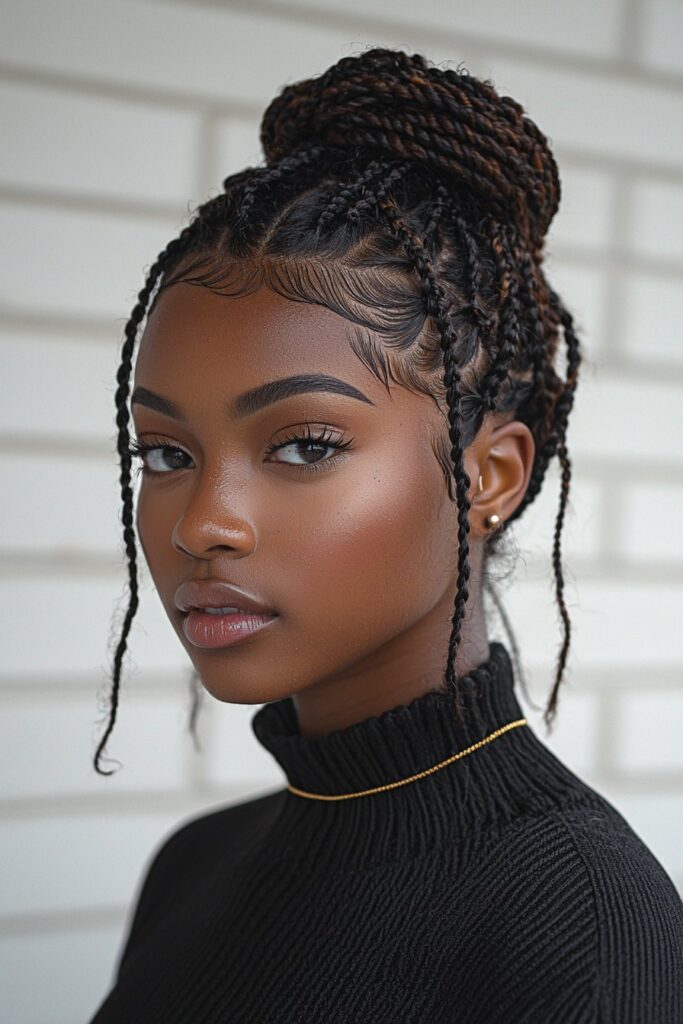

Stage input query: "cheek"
[
  {"left": 136, "top": 486, "right": 157, "bottom": 560},
  {"left": 135, "top": 485, "right": 180, "bottom": 590},
  {"left": 278, "top": 448, "right": 455, "bottom": 640}
]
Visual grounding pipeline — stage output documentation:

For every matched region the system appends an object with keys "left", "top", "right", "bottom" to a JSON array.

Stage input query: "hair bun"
[{"left": 260, "top": 47, "right": 560, "bottom": 248}]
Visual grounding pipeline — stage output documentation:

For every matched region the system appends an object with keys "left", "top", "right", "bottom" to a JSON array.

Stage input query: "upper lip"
[{"left": 175, "top": 579, "right": 277, "bottom": 616}]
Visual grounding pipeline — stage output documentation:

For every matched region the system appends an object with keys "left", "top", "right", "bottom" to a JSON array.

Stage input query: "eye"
[
  {"left": 126, "top": 426, "right": 354, "bottom": 478},
  {"left": 126, "top": 437, "right": 193, "bottom": 475},
  {"left": 265, "top": 425, "right": 354, "bottom": 473}
]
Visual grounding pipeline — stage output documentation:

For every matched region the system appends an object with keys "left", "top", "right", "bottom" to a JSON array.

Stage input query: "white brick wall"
[{"left": 1, "top": 3, "right": 681, "bottom": 1021}]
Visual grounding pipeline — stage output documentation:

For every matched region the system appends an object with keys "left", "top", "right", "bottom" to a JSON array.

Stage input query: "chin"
[{"left": 187, "top": 659, "right": 296, "bottom": 707}]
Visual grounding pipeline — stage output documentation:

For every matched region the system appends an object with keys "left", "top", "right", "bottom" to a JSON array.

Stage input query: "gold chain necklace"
[{"left": 286, "top": 717, "right": 528, "bottom": 801}]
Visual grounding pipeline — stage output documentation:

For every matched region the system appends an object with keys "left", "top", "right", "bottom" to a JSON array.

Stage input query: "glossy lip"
[
  {"left": 175, "top": 579, "right": 278, "bottom": 616},
  {"left": 182, "top": 608, "right": 278, "bottom": 649}
]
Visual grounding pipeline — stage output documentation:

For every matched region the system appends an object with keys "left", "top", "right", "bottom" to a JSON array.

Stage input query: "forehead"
[{"left": 134, "top": 282, "right": 371, "bottom": 393}]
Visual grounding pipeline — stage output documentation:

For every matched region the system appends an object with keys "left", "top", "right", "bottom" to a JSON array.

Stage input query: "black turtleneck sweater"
[{"left": 90, "top": 642, "right": 683, "bottom": 1023}]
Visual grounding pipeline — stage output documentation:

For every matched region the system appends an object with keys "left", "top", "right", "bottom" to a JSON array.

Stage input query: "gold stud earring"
[{"left": 484, "top": 513, "right": 504, "bottom": 531}]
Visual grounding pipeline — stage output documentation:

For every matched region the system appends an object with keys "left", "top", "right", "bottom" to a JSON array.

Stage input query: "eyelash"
[{"left": 126, "top": 426, "right": 354, "bottom": 477}]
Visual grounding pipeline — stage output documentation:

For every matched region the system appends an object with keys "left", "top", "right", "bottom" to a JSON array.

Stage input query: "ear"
[{"left": 465, "top": 417, "right": 536, "bottom": 539}]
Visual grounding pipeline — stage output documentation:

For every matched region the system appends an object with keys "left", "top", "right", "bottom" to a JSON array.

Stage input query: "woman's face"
[{"left": 131, "top": 281, "right": 487, "bottom": 732}]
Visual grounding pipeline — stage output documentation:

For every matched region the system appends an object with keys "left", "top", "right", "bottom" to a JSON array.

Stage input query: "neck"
[{"left": 293, "top": 592, "right": 489, "bottom": 739}]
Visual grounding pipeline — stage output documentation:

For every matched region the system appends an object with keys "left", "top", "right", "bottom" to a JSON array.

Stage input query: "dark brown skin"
[{"left": 131, "top": 282, "right": 535, "bottom": 738}]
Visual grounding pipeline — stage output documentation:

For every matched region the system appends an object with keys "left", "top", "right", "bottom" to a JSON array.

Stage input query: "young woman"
[{"left": 89, "top": 47, "right": 682, "bottom": 1023}]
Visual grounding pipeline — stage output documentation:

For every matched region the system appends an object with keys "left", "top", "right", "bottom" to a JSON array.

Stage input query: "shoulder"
[
  {"left": 556, "top": 800, "right": 683, "bottom": 1015},
  {"left": 115, "top": 786, "right": 284, "bottom": 973},
  {"left": 150, "top": 786, "right": 283, "bottom": 869},
  {"left": 139, "top": 785, "right": 284, "bottom": 886},
  {"left": 555, "top": 796, "right": 681, "bottom": 902},
  {"left": 553, "top": 797, "right": 683, "bottom": 943},
  {"left": 457, "top": 796, "right": 683, "bottom": 1022}
]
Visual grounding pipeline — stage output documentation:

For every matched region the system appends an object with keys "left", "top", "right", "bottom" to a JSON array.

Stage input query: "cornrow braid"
[
  {"left": 315, "top": 158, "right": 388, "bottom": 230},
  {"left": 423, "top": 181, "right": 450, "bottom": 246},
  {"left": 447, "top": 203, "right": 496, "bottom": 337},
  {"left": 513, "top": 236, "right": 551, "bottom": 424},
  {"left": 476, "top": 221, "right": 520, "bottom": 410},
  {"left": 231, "top": 144, "right": 328, "bottom": 226}
]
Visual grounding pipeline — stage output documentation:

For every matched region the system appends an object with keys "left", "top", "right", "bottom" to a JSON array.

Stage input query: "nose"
[{"left": 171, "top": 473, "right": 257, "bottom": 560}]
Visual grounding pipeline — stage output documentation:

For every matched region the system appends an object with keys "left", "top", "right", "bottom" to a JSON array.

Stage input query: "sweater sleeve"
[{"left": 557, "top": 804, "right": 683, "bottom": 1024}]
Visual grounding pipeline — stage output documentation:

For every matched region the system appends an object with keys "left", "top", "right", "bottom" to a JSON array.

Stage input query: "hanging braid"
[
  {"left": 94, "top": 47, "right": 583, "bottom": 773},
  {"left": 93, "top": 229, "right": 195, "bottom": 774},
  {"left": 539, "top": 289, "right": 582, "bottom": 724},
  {"left": 373, "top": 192, "right": 475, "bottom": 719}
]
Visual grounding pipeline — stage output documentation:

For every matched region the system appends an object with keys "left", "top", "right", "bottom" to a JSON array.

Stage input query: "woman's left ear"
[{"left": 466, "top": 418, "right": 535, "bottom": 538}]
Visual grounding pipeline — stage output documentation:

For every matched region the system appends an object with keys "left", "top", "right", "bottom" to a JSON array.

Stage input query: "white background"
[{"left": 1, "top": 1, "right": 682, "bottom": 1021}]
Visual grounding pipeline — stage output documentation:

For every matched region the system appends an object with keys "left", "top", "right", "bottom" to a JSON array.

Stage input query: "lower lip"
[{"left": 182, "top": 610, "right": 278, "bottom": 649}]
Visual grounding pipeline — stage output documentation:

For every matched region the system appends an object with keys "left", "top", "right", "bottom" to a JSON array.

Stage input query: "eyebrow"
[{"left": 130, "top": 374, "right": 375, "bottom": 422}]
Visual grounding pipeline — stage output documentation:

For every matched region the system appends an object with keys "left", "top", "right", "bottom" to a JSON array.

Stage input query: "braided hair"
[{"left": 94, "top": 47, "right": 582, "bottom": 775}]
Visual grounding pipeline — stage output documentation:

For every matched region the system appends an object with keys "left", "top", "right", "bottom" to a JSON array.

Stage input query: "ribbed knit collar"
[{"left": 250, "top": 641, "right": 587, "bottom": 870}]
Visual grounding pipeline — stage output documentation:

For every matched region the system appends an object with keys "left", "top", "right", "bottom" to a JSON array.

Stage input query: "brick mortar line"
[
  {"left": 592, "top": 770, "right": 683, "bottom": 793},
  {"left": 0, "top": 783, "right": 271, "bottom": 821},
  {"left": 617, "top": 0, "right": 645, "bottom": 66},
  {"left": 196, "top": 108, "right": 222, "bottom": 203},
  {"left": 0, "top": 905, "right": 128, "bottom": 937},
  {"left": 2, "top": 674, "right": 681, "bottom": 697},
  {"left": 0, "top": 184, "right": 188, "bottom": 221},
  {"left": 0, "top": 61, "right": 263, "bottom": 116},
  {"left": 598, "top": 175, "right": 631, "bottom": 359}
]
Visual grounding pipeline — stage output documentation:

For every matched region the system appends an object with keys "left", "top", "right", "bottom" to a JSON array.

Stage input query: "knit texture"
[{"left": 90, "top": 642, "right": 683, "bottom": 1023}]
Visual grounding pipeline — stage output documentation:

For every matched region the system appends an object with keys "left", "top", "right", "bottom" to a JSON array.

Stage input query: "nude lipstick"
[
  {"left": 182, "top": 609, "right": 277, "bottom": 649},
  {"left": 175, "top": 579, "right": 279, "bottom": 650}
]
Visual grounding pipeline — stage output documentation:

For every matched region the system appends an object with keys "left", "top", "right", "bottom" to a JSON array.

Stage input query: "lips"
[{"left": 175, "top": 579, "right": 277, "bottom": 617}]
